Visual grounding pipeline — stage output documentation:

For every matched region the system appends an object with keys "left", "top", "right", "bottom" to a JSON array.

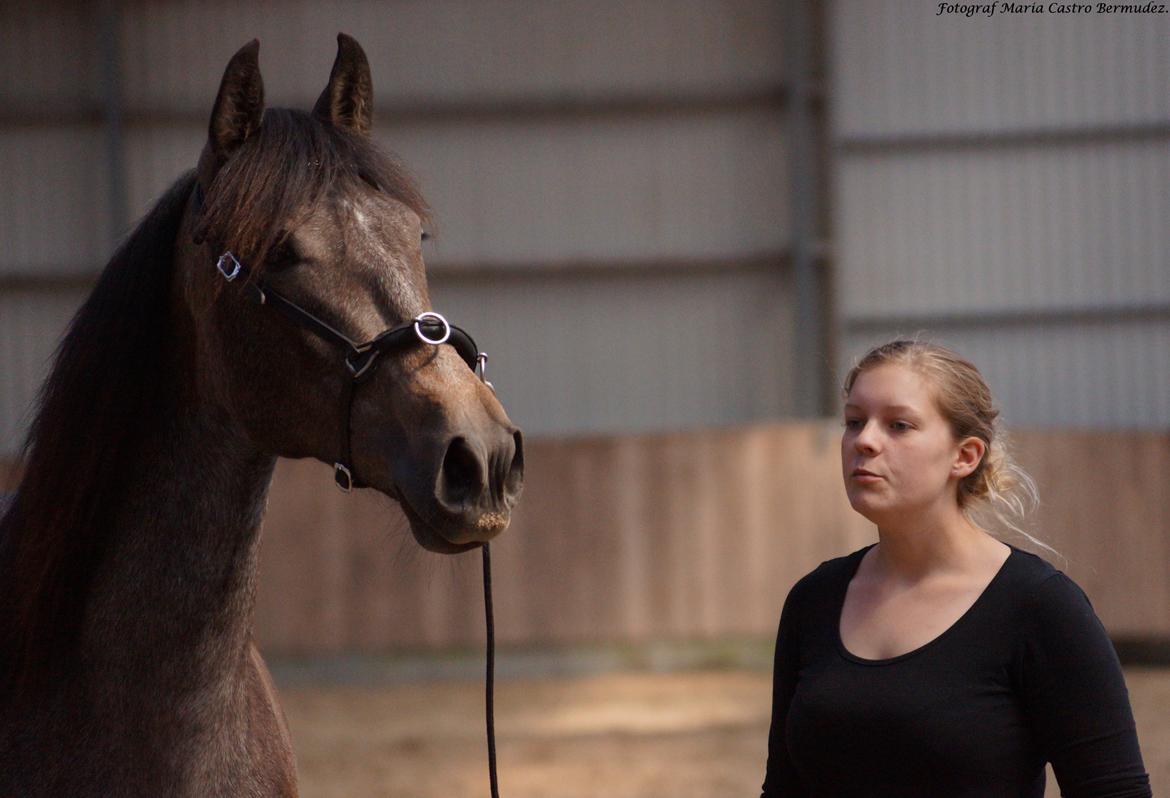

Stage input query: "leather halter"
[
  {"left": 198, "top": 186, "right": 504, "bottom": 796},
  {"left": 212, "top": 250, "right": 490, "bottom": 492}
]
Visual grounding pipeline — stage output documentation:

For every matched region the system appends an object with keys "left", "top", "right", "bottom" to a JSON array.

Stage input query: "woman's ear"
[{"left": 952, "top": 436, "right": 987, "bottom": 479}]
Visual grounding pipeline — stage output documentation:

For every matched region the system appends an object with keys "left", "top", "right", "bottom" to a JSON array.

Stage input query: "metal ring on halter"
[
  {"left": 334, "top": 462, "right": 354, "bottom": 493},
  {"left": 216, "top": 252, "right": 242, "bottom": 281},
  {"left": 476, "top": 353, "right": 496, "bottom": 393},
  {"left": 413, "top": 311, "right": 451, "bottom": 345},
  {"left": 345, "top": 349, "right": 379, "bottom": 380}
]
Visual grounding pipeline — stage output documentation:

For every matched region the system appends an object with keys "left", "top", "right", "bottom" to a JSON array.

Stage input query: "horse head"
[{"left": 178, "top": 35, "right": 523, "bottom": 553}]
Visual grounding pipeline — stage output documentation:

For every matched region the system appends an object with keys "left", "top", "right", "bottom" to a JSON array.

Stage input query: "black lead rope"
[{"left": 482, "top": 542, "right": 500, "bottom": 798}]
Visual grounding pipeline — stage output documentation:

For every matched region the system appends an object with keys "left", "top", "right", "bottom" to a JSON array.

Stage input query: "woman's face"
[{"left": 841, "top": 363, "right": 978, "bottom": 525}]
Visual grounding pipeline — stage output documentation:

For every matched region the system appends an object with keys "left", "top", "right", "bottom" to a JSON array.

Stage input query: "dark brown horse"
[{"left": 0, "top": 34, "right": 523, "bottom": 796}]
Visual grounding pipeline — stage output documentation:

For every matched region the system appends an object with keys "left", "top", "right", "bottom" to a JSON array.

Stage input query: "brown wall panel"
[
  {"left": 1014, "top": 429, "right": 1170, "bottom": 637},
  {"left": 3, "top": 423, "right": 1166, "bottom": 653},
  {"left": 247, "top": 423, "right": 1169, "bottom": 652}
]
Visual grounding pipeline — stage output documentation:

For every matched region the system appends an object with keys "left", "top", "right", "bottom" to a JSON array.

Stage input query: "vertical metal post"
[
  {"left": 784, "top": 0, "right": 826, "bottom": 416},
  {"left": 99, "top": 0, "right": 129, "bottom": 245}
]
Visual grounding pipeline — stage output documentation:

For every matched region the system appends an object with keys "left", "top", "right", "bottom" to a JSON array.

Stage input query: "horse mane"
[{"left": 0, "top": 171, "right": 195, "bottom": 682}]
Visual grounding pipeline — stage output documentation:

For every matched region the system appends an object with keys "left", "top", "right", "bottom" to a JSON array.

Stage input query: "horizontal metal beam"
[
  {"left": 429, "top": 244, "right": 833, "bottom": 280},
  {"left": 846, "top": 302, "right": 1170, "bottom": 331},
  {"left": 0, "top": 248, "right": 836, "bottom": 291},
  {"left": 0, "top": 108, "right": 105, "bottom": 128},
  {"left": 0, "top": 82, "right": 827, "bottom": 130},
  {"left": 837, "top": 121, "right": 1170, "bottom": 155},
  {"left": 1113, "top": 637, "right": 1170, "bottom": 666},
  {"left": 0, "top": 271, "right": 99, "bottom": 291}
]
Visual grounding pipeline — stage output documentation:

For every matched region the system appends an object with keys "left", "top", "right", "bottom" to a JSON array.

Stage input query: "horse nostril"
[
  {"left": 506, "top": 430, "right": 525, "bottom": 498},
  {"left": 440, "top": 436, "right": 484, "bottom": 508}
]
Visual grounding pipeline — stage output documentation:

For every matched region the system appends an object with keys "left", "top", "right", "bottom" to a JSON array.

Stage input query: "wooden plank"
[{"left": 2, "top": 423, "right": 1166, "bottom": 652}]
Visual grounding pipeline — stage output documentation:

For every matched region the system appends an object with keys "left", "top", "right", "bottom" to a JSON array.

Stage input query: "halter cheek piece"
[{"left": 213, "top": 250, "right": 493, "bottom": 492}]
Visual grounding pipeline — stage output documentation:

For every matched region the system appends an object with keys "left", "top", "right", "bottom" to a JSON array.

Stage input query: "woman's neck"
[{"left": 872, "top": 503, "right": 1001, "bottom": 584}]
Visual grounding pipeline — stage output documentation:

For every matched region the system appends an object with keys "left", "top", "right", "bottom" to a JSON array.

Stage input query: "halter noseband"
[{"left": 213, "top": 250, "right": 492, "bottom": 492}]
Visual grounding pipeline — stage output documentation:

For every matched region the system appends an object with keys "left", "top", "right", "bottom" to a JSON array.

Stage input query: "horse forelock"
[{"left": 194, "top": 108, "right": 431, "bottom": 276}]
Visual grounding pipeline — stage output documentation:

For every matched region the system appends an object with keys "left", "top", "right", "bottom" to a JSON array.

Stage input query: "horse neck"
[{"left": 79, "top": 333, "right": 277, "bottom": 699}]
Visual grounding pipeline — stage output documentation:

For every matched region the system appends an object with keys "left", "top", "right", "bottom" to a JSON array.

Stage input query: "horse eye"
[
  {"left": 265, "top": 241, "right": 298, "bottom": 270},
  {"left": 421, "top": 231, "right": 431, "bottom": 243}
]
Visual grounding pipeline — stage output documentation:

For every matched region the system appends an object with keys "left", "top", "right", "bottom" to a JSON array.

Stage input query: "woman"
[{"left": 761, "top": 340, "right": 1151, "bottom": 797}]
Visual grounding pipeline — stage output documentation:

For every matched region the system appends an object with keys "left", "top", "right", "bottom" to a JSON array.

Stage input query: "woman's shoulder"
[
  {"left": 1006, "top": 548, "right": 1125, "bottom": 686},
  {"left": 1004, "top": 545, "right": 1099, "bottom": 622},
  {"left": 786, "top": 543, "right": 875, "bottom": 604}
]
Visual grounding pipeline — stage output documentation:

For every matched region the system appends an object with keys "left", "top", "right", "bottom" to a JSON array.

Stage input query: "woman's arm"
[
  {"left": 1018, "top": 572, "right": 1151, "bottom": 798},
  {"left": 761, "top": 584, "right": 808, "bottom": 798}
]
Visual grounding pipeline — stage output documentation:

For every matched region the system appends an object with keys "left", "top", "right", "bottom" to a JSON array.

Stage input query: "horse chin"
[{"left": 397, "top": 496, "right": 485, "bottom": 555}]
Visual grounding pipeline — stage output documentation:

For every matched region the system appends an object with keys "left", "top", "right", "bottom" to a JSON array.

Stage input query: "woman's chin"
[{"left": 846, "top": 493, "right": 892, "bottom": 525}]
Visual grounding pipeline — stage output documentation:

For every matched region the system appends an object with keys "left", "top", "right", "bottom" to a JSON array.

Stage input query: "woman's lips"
[{"left": 851, "top": 469, "right": 883, "bottom": 482}]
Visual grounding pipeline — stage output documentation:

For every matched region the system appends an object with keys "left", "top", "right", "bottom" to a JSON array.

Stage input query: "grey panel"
[
  {"left": 0, "top": 129, "right": 111, "bottom": 274},
  {"left": 831, "top": 1, "right": 1170, "bottom": 137},
  {"left": 836, "top": 140, "right": 1170, "bottom": 317},
  {"left": 842, "top": 320, "right": 1170, "bottom": 429},
  {"left": 0, "top": 288, "right": 86, "bottom": 454},
  {"left": 2, "top": 0, "right": 799, "bottom": 454},
  {"left": 120, "top": 110, "right": 790, "bottom": 264},
  {"left": 830, "top": 0, "right": 1170, "bottom": 432},
  {"left": 0, "top": 2, "right": 100, "bottom": 108},
  {"left": 122, "top": 125, "right": 203, "bottom": 222},
  {"left": 119, "top": 0, "right": 786, "bottom": 111},
  {"left": 393, "top": 109, "right": 790, "bottom": 263},
  {"left": 428, "top": 266, "right": 794, "bottom": 436}
]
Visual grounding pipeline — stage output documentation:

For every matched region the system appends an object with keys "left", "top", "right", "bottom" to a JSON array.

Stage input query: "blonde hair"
[{"left": 843, "top": 339, "right": 1061, "bottom": 562}]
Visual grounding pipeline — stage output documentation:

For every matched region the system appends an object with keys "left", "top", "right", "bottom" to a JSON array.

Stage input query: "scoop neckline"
[{"left": 834, "top": 542, "right": 1018, "bottom": 666}]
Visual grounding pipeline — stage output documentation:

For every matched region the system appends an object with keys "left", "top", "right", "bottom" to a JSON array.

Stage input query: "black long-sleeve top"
[{"left": 761, "top": 543, "right": 1152, "bottom": 797}]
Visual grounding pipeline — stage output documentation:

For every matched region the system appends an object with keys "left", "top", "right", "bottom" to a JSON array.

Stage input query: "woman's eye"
[
  {"left": 843, "top": 418, "right": 863, "bottom": 430},
  {"left": 890, "top": 420, "right": 912, "bottom": 431}
]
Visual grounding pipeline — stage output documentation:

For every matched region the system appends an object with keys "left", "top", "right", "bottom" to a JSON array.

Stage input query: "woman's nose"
[{"left": 854, "top": 422, "right": 879, "bottom": 453}]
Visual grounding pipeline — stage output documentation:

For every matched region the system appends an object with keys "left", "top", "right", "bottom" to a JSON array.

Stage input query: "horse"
[{"left": 0, "top": 34, "right": 523, "bottom": 796}]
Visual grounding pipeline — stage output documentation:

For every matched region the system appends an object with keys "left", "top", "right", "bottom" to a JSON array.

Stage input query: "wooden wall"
[
  {"left": 3, "top": 423, "right": 1166, "bottom": 654},
  {"left": 249, "top": 423, "right": 1170, "bottom": 654}
]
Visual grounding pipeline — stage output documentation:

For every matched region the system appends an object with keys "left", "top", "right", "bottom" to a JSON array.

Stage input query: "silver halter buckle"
[{"left": 216, "top": 251, "right": 242, "bottom": 281}]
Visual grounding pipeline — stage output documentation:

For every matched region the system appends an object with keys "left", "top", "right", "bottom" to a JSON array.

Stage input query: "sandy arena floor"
[{"left": 280, "top": 667, "right": 1168, "bottom": 798}]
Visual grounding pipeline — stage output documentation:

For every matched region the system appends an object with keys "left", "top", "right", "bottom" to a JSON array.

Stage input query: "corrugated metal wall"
[
  {"left": 1, "top": 2, "right": 109, "bottom": 454},
  {"left": 831, "top": 3, "right": 1170, "bottom": 428},
  {"left": 11, "top": 2, "right": 1162, "bottom": 444},
  {"left": 0, "top": 0, "right": 804, "bottom": 453}
]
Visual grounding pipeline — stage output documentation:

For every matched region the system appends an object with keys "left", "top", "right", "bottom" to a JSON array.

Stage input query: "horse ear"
[
  {"left": 313, "top": 33, "right": 373, "bottom": 135},
  {"left": 206, "top": 39, "right": 265, "bottom": 169}
]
